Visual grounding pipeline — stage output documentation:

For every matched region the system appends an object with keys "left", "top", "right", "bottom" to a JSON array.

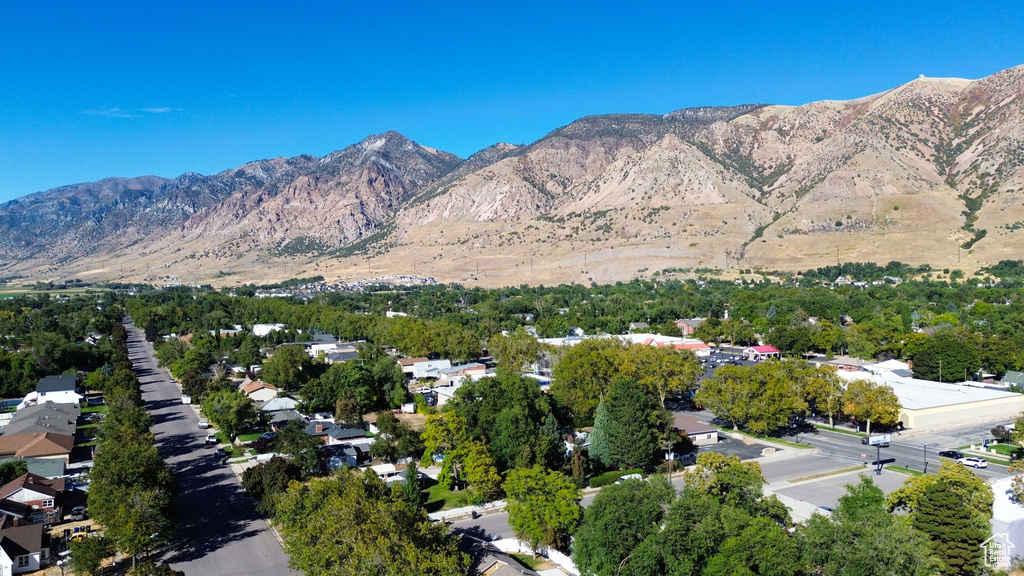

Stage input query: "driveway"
[{"left": 124, "top": 320, "right": 298, "bottom": 576}]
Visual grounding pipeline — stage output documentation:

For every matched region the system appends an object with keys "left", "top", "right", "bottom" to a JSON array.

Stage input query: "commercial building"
[{"left": 836, "top": 371, "right": 1024, "bottom": 431}]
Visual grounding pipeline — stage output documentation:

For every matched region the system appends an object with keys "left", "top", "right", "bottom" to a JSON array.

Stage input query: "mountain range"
[{"left": 3, "top": 64, "right": 1024, "bottom": 287}]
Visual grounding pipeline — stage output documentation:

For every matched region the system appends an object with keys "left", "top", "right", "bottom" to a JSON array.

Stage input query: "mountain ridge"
[{"left": 3, "top": 65, "right": 1024, "bottom": 287}]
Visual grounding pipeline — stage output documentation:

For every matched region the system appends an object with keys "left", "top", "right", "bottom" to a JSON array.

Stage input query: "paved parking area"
[
  {"left": 699, "top": 436, "right": 775, "bottom": 461},
  {"left": 772, "top": 467, "right": 911, "bottom": 509}
]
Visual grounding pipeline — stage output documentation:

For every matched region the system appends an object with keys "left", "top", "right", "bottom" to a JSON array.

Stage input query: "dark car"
[
  {"left": 861, "top": 437, "right": 890, "bottom": 447},
  {"left": 939, "top": 450, "right": 965, "bottom": 459}
]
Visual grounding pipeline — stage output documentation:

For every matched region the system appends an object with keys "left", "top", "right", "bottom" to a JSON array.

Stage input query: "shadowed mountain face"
[{"left": 3, "top": 65, "right": 1024, "bottom": 286}]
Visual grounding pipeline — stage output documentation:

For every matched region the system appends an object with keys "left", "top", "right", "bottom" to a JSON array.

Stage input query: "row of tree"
[{"left": 695, "top": 360, "right": 901, "bottom": 434}]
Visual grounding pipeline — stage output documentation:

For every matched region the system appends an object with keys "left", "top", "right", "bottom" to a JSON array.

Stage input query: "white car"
[{"left": 958, "top": 456, "right": 988, "bottom": 469}]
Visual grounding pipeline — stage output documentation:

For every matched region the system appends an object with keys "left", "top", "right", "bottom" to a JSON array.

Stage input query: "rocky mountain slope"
[{"left": 2, "top": 64, "right": 1023, "bottom": 287}]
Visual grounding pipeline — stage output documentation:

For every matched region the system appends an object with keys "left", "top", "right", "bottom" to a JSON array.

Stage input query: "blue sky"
[{"left": 1, "top": 1, "right": 1023, "bottom": 202}]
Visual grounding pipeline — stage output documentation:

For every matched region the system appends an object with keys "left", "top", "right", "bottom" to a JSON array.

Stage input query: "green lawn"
[
  {"left": 987, "top": 444, "right": 1021, "bottom": 458},
  {"left": 237, "top": 433, "right": 262, "bottom": 443},
  {"left": 510, "top": 554, "right": 546, "bottom": 570},
  {"left": 815, "top": 425, "right": 867, "bottom": 437},
  {"left": 82, "top": 405, "right": 108, "bottom": 415},
  {"left": 423, "top": 480, "right": 476, "bottom": 512},
  {"left": 887, "top": 465, "right": 923, "bottom": 476}
]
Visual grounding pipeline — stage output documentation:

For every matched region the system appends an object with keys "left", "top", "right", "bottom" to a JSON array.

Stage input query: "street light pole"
[{"left": 923, "top": 443, "right": 928, "bottom": 474}]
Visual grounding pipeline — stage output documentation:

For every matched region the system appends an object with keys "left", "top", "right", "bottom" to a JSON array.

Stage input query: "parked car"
[
  {"left": 204, "top": 434, "right": 218, "bottom": 445},
  {"left": 198, "top": 419, "right": 209, "bottom": 429},
  {"left": 615, "top": 473, "right": 644, "bottom": 485},
  {"left": 258, "top": 431, "right": 276, "bottom": 441},
  {"left": 69, "top": 506, "right": 86, "bottom": 521},
  {"left": 958, "top": 456, "right": 988, "bottom": 468},
  {"left": 213, "top": 448, "right": 227, "bottom": 461},
  {"left": 86, "top": 397, "right": 105, "bottom": 406},
  {"left": 939, "top": 450, "right": 965, "bottom": 459}
]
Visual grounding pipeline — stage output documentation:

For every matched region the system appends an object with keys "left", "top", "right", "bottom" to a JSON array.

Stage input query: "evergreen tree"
[
  {"left": 587, "top": 397, "right": 610, "bottom": 467},
  {"left": 912, "top": 479, "right": 986, "bottom": 576},
  {"left": 590, "top": 380, "right": 670, "bottom": 470}
]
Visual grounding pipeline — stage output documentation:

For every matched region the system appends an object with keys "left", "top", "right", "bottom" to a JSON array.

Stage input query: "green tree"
[
  {"left": 801, "top": 476, "right": 938, "bottom": 576},
  {"left": 488, "top": 327, "right": 544, "bottom": 371},
  {"left": 695, "top": 362, "right": 807, "bottom": 433},
  {"left": 273, "top": 469, "right": 468, "bottom": 576},
  {"left": 504, "top": 466, "right": 582, "bottom": 553},
  {"left": 551, "top": 338, "right": 625, "bottom": 425},
  {"left": 886, "top": 460, "right": 993, "bottom": 531},
  {"left": 572, "top": 476, "right": 675, "bottom": 576},
  {"left": 911, "top": 328, "right": 981, "bottom": 382},
  {"left": 912, "top": 479, "right": 986, "bottom": 576},
  {"left": 277, "top": 419, "right": 324, "bottom": 478},
  {"left": 261, "top": 345, "right": 316, "bottom": 390},
  {"left": 201, "top": 388, "right": 257, "bottom": 442},
  {"left": 842, "top": 379, "right": 901, "bottom": 435},
  {"left": 588, "top": 379, "right": 670, "bottom": 470},
  {"left": 0, "top": 459, "right": 27, "bottom": 485},
  {"left": 68, "top": 536, "right": 114, "bottom": 576},
  {"left": 241, "top": 456, "right": 302, "bottom": 514},
  {"left": 801, "top": 366, "right": 844, "bottom": 426},
  {"left": 369, "top": 411, "right": 424, "bottom": 463}
]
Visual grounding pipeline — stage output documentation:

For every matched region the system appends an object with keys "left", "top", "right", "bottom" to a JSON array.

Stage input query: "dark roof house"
[{"left": 35, "top": 375, "right": 78, "bottom": 394}]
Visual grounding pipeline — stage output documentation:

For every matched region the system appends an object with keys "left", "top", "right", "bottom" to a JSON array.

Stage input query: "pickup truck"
[{"left": 198, "top": 419, "right": 209, "bottom": 429}]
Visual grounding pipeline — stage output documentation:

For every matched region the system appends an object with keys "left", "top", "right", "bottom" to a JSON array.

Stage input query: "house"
[
  {"left": 672, "top": 414, "right": 719, "bottom": 446},
  {"left": 0, "top": 500, "right": 31, "bottom": 527},
  {"left": 628, "top": 322, "right": 650, "bottom": 333},
  {"left": 0, "top": 524, "right": 48, "bottom": 575},
  {"left": 0, "top": 474, "right": 63, "bottom": 525},
  {"left": 268, "top": 410, "right": 305, "bottom": 430},
  {"left": 324, "top": 444, "right": 363, "bottom": 470},
  {"left": 258, "top": 397, "right": 300, "bottom": 413},
  {"left": 2, "top": 403, "right": 79, "bottom": 437},
  {"left": 675, "top": 318, "right": 706, "bottom": 336},
  {"left": 436, "top": 363, "right": 488, "bottom": 386},
  {"left": 460, "top": 537, "right": 540, "bottom": 576},
  {"left": 397, "top": 357, "right": 430, "bottom": 377},
  {"left": 303, "top": 421, "right": 369, "bottom": 446},
  {"left": 325, "top": 350, "right": 360, "bottom": 364},
  {"left": 239, "top": 379, "right": 278, "bottom": 403},
  {"left": 17, "top": 376, "right": 82, "bottom": 410},
  {"left": 1002, "top": 371, "right": 1024, "bottom": 388},
  {"left": 252, "top": 323, "right": 286, "bottom": 337},
  {"left": 743, "top": 345, "right": 781, "bottom": 362},
  {"left": 411, "top": 360, "right": 452, "bottom": 380},
  {"left": 0, "top": 434, "right": 73, "bottom": 477}
]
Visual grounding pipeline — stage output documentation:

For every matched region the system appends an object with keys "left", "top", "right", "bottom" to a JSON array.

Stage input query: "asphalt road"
[{"left": 124, "top": 320, "right": 299, "bottom": 576}]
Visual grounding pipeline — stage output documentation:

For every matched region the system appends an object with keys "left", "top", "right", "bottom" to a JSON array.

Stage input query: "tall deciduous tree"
[
  {"left": 572, "top": 476, "right": 675, "bottom": 576},
  {"left": 201, "top": 388, "right": 257, "bottom": 442},
  {"left": 886, "top": 460, "right": 993, "bottom": 532},
  {"left": 488, "top": 327, "right": 545, "bottom": 371},
  {"left": 695, "top": 362, "right": 807, "bottom": 434},
  {"left": 800, "top": 365, "right": 845, "bottom": 426},
  {"left": 801, "top": 476, "right": 938, "bottom": 576},
  {"left": 504, "top": 466, "right": 582, "bottom": 553},
  {"left": 274, "top": 469, "right": 468, "bottom": 576},
  {"left": 261, "top": 345, "right": 316, "bottom": 390},
  {"left": 842, "top": 379, "right": 901, "bottom": 435}
]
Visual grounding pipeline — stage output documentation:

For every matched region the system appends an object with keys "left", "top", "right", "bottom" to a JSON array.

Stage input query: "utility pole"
[
  {"left": 923, "top": 443, "right": 928, "bottom": 474},
  {"left": 939, "top": 359, "right": 942, "bottom": 383}
]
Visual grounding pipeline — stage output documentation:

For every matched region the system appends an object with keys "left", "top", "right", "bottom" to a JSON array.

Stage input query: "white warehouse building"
[{"left": 836, "top": 371, "right": 1024, "bottom": 431}]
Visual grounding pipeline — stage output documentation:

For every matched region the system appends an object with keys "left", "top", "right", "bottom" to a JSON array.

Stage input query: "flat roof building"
[{"left": 836, "top": 371, "right": 1024, "bottom": 431}]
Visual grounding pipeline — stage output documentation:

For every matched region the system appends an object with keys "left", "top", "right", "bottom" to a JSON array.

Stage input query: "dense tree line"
[{"left": 87, "top": 325, "right": 180, "bottom": 571}]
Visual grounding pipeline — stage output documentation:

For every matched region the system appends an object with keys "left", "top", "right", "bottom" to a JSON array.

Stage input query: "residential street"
[{"left": 124, "top": 320, "right": 299, "bottom": 576}]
